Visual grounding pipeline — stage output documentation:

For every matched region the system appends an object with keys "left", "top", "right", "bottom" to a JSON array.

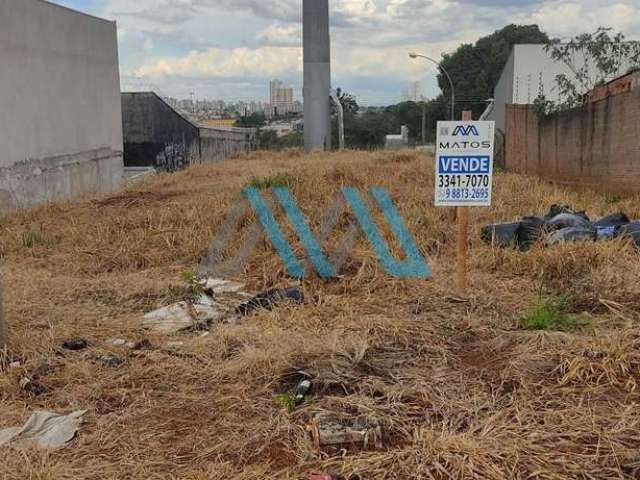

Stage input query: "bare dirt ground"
[{"left": 2, "top": 150, "right": 640, "bottom": 479}]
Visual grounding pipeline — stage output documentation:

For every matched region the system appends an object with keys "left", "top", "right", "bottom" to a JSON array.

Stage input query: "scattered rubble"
[
  {"left": 482, "top": 205, "right": 640, "bottom": 249},
  {"left": 308, "top": 413, "right": 383, "bottom": 450},
  {"left": 0, "top": 410, "right": 87, "bottom": 449},
  {"left": 201, "top": 278, "right": 247, "bottom": 296},
  {"left": 143, "top": 278, "right": 302, "bottom": 332},
  {"left": 142, "top": 298, "right": 228, "bottom": 334}
]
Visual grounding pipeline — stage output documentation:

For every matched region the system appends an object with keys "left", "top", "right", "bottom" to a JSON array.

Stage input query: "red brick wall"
[{"left": 505, "top": 72, "right": 640, "bottom": 193}]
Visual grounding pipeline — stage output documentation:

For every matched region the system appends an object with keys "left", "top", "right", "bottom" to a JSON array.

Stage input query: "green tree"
[
  {"left": 439, "top": 24, "right": 549, "bottom": 118},
  {"left": 331, "top": 87, "right": 360, "bottom": 116},
  {"left": 535, "top": 28, "right": 640, "bottom": 115},
  {"left": 235, "top": 112, "right": 266, "bottom": 129}
]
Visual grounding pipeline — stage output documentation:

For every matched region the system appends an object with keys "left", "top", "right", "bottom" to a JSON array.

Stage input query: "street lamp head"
[{"left": 409, "top": 52, "right": 418, "bottom": 59}]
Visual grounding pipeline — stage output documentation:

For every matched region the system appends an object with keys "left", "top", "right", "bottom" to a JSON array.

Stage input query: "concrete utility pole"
[{"left": 303, "top": 0, "right": 331, "bottom": 152}]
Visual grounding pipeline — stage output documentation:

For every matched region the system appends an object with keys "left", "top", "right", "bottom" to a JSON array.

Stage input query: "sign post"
[
  {"left": 0, "top": 281, "right": 6, "bottom": 352},
  {"left": 435, "top": 111, "right": 495, "bottom": 294}
]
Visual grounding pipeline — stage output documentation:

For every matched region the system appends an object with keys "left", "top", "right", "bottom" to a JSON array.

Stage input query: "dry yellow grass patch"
[{"left": 1, "top": 149, "right": 640, "bottom": 479}]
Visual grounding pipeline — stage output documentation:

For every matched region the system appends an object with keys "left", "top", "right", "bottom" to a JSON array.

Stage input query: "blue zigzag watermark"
[{"left": 200, "top": 187, "right": 431, "bottom": 279}]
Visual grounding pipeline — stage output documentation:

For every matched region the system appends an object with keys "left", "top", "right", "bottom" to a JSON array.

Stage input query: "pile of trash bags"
[{"left": 481, "top": 204, "right": 640, "bottom": 250}]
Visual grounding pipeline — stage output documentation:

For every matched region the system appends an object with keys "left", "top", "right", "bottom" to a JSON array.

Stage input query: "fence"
[{"left": 505, "top": 71, "right": 640, "bottom": 193}]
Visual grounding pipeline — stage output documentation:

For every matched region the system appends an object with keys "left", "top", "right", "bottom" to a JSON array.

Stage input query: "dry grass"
[{"left": 2, "top": 149, "right": 640, "bottom": 479}]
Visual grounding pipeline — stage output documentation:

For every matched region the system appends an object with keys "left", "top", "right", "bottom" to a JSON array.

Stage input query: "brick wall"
[{"left": 505, "top": 71, "right": 640, "bottom": 193}]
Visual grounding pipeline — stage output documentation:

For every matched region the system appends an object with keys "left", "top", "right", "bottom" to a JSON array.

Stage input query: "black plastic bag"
[
  {"left": 481, "top": 223, "right": 520, "bottom": 248},
  {"left": 616, "top": 222, "right": 640, "bottom": 247},
  {"left": 546, "top": 227, "right": 597, "bottom": 246},
  {"left": 594, "top": 212, "right": 630, "bottom": 228},
  {"left": 547, "top": 213, "right": 592, "bottom": 230},
  {"left": 517, "top": 216, "right": 546, "bottom": 250},
  {"left": 236, "top": 287, "right": 304, "bottom": 316}
]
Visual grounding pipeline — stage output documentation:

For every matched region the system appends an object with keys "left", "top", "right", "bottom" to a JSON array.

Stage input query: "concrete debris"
[
  {"left": 308, "top": 414, "right": 383, "bottom": 449},
  {"left": 201, "top": 278, "right": 247, "bottom": 296},
  {"left": 143, "top": 299, "right": 228, "bottom": 334},
  {"left": 308, "top": 475, "right": 333, "bottom": 480},
  {"left": 109, "top": 338, "right": 153, "bottom": 350},
  {"left": 0, "top": 410, "right": 87, "bottom": 449},
  {"left": 236, "top": 287, "right": 304, "bottom": 316},
  {"left": 9, "top": 360, "right": 21, "bottom": 369},
  {"left": 166, "top": 341, "right": 185, "bottom": 349},
  {"left": 62, "top": 338, "right": 89, "bottom": 351},
  {"left": 143, "top": 303, "right": 195, "bottom": 333}
]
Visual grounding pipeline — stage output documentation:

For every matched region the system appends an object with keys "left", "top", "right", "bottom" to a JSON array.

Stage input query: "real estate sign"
[{"left": 435, "top": 121, "right": 495, "bottom": 207}]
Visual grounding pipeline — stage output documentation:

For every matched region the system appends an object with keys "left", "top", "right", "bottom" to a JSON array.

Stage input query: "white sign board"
[{"left": 435, "top": 121, "right": 495, "bottom": 207}]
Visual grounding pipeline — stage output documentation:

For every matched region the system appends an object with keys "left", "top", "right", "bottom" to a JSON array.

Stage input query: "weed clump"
[{"left": 523, "top": 293, "right": 589, "bottom": 331}]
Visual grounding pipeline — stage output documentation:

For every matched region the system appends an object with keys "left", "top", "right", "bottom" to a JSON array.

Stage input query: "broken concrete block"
[
  {"left": 143, "top": 303, "right": 195, "bottom": 334},
  {"left": 142, "top": 301, "right": 228, "bottom": 333},
  {"left": 202, "top": 278, "right": 247, "bottom": 295},
  {"left": 308, "top": 413, "right": 383, "bottom": 449}
]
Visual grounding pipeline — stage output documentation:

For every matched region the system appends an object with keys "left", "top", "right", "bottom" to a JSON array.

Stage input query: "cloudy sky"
[{"left": 53, "top": 0, "right": 640, "bottom": 105}]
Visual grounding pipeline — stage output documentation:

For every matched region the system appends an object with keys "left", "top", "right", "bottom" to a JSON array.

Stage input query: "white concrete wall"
[
  {"left": 490, "top": 44, "right": 598, "bottom": 134},
  {"left": 487, "top": 49, "right": 515, "bottom": 133},
  {"left": 0, "top": 0, "right": 123, "bottom": 211}
]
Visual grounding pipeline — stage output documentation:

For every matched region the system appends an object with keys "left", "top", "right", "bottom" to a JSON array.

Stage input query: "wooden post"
[{"left": 456, "top": 110, "right": 473, "bottom": 295}]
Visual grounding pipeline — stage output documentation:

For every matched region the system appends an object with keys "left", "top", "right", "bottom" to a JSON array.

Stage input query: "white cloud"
[
  {"left": 134, "top": 47, "right": 303, "bottom": 79},
  {"left": 524, "top": 2, "right": 640, "bottom": 38},
  {"left": 257, "top": 24, "right": 301, "bottom": 46},
  {"left": 77, "top": 0, "right": 640, "bottom": 103}
]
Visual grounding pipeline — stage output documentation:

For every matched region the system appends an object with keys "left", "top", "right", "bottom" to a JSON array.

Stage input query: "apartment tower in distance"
[{"left": 269, "top": 79, "right": 295, "bottom": 115}]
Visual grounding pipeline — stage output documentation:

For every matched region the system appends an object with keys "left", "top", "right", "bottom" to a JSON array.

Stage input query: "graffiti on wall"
[{"left": 155, "top": 143, "right": 186, "bottom": 172}]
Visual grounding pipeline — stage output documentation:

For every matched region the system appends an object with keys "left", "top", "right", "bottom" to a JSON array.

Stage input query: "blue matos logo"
[
  {"left": 453, "top": 125, "right": 480, "bottom": 136},
  {"left": 201, "top": 187, "right": 431, "bottom": 279}
]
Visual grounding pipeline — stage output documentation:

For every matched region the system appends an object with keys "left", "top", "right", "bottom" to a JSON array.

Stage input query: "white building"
[{"left": 488, "top": 44, "right": 601, "bottom": 132}]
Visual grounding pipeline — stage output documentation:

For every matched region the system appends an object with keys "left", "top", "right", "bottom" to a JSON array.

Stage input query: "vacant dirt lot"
[{"left": 2, "top": 150, "right": 640, "bottom": 479}]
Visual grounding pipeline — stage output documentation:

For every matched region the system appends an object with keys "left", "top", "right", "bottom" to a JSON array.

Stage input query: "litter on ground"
[
  {"left": 308, "top": 413, "right": 383, "bottom": 450},
  {"left": 482, "top": 204, "right": 640, "bottom": 249},
  {"left": 0, "top": 411, "right": 87, "bottom": 449}
]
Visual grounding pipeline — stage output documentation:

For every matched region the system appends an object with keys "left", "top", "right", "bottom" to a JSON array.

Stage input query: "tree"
[
  {"left": 535, "top": 28, "right": 640, "bottom": 115},
  {"left": 439, "top": 24, "right": 549, "bottom": 118},
  {"left": 235, "top": 112, "right": 266, "bottom": 129},
  {"left": 331, "top": 87, "right": 359, "bottom": 116}
]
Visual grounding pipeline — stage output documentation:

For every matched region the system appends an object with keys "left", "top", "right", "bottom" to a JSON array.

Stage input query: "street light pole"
[{"left": 409, "top": 52, "right": 455, "bottom": 121}]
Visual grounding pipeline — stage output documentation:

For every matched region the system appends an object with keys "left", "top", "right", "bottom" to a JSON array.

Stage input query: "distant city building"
[{"left": 269, "top": 79, "right": 297, "bottom": 115}]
